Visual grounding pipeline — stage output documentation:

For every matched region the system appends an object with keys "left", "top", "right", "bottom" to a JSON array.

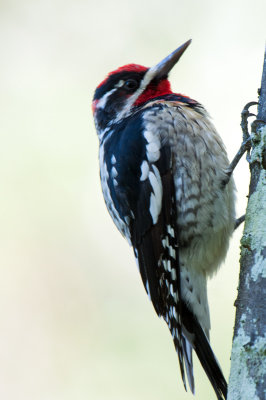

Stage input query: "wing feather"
[{"left": 129, "top": 148, "right": 188, "bottom": 388}]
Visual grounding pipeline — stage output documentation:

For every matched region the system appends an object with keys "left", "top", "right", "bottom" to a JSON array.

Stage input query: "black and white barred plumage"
[{"left": 92, "top": 40, "right": 235, "bottom": 399}]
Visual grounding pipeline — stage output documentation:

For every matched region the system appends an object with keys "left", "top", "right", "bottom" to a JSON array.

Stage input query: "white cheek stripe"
[
  {"left": 114, "top": 68, "right": 158, "bottom": 122},
  {"left": 97, "top": 88, "right": 116, "bottom": 109}
]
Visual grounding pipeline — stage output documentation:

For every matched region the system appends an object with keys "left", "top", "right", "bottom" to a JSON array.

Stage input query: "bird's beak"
[
  {"left": 149, "top": 39, "right": 192, "bottom": 80},
  {"left": 117, "top": 40, "right": 192, "bottom": 120}
]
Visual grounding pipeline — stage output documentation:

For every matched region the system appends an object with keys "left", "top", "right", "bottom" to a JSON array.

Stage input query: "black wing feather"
[{"left": 130, "top": 150, "right": 187, "bottom": 387}]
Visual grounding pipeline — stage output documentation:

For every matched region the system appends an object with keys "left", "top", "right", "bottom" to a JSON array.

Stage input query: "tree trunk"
[{"left": 227, "top": 50, "right": 266, "bottom": 399}]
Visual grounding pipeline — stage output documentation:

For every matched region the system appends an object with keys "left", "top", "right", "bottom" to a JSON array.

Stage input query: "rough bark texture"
[{"left": 227, "top": 51, "right": 266, "bottom": 399}]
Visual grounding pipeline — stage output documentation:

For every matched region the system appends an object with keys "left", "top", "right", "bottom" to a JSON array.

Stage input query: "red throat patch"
[{"left": 134, "top": 79, "right": 172, "bottom": 106}]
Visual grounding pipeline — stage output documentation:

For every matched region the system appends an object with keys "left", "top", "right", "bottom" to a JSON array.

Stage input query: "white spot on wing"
[
  {"left": 146, "top": 141, "right": 160, "bottom": 153},
  {"left": 167, "top": 225, "right": 175, "bottom": 238},
  {"left": 149, "top": 171, "right": 161, "bottom": 203},
  {"left": 149, "top": 193, "right": 158, "bottom": 224},
  {"left": 170, "top": 284, "right": 174, "bottom": 296},
  {"left": 144, "top": 130, "right": 161, "bottom": 162},
  {"left": 147, "top": 149, "right": 160, "bottom": 163},
  {"left": 124, "top": 216, "right": 130, "bottom": 224},
  {"left": 144, "top": 130, "right": 155, "bottom": 143},
  {"left": 151, "top": 164, "right": 161, "bottom": 183},
  {"left": 171, "top": 268, "right": 177, "bottom": 280},
  {"left": 174, "top": 291, "right": 179, "bottom": 302},
  {"left": 169, "top": 245, "right": 176, "bottom": 259},
  {"left": 111, "top": 166, "right": 118, "bottom": 178},
  {"left": 148, "top": 170, "right": 162, "bottom": 224},
  {"left": 111, "top": 155, "right": 116, "bottom": 165},
  {"left": 164, "top": 236, "right": 169, "bottom": 247},
  {"left": 140, "top": 160, "right": 149, "bottom": 181}
]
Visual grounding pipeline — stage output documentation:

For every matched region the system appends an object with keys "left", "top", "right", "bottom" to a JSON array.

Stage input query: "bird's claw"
[
  {"left": 222, "top": 102, "right": 258, "bottom": 186},
  {"left": 241, "top": 101, "right": 258, "bottom": 160},
  {"left": 251, "top": 118, "right": 265, "bottom": 132},
  {"left": 241, "top": 102, "right": 258, "bottom": 116}
]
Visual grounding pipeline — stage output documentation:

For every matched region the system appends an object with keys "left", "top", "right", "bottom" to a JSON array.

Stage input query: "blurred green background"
[{"left": 0, "top": 0, "right": 265, "bottom": 399}]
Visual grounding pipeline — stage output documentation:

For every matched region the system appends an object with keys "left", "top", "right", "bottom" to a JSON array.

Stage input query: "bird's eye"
[{"left": 124, "top": 79, "right": 138, "bottom": 91}]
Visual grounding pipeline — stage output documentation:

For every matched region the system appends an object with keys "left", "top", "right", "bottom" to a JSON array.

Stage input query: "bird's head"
[{"left": 92, "top": 40, "right": 192, "bottom": 134}]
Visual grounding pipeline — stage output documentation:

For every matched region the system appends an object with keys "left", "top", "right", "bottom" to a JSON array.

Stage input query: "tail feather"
[
  {"left": 181, "top": 302, "right": 227, "bottom": 400},
  {"left": 181, "top": 335, "right": 195, "bottom": 394},
  {"left": 194, "top": 328, "right": 227, "bottom": 400}
]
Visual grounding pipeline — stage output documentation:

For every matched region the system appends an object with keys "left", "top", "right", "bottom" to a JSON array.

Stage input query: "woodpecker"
[{"left": 92, "top": 40, "right": 236, "bottom": 400}]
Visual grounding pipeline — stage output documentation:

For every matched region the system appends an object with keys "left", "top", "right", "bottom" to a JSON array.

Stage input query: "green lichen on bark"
[
  {"left": 228, "top": 125, "right": 266, "bottom": 399},
  {"left": 228, "top": 314, "right": 266, "bottom": 400},
  {"left": 227, "top": 50, "right": 266, "bottom": 400},
  {"left": 240, "top": 126, "right": 266, "bottom": 282}
]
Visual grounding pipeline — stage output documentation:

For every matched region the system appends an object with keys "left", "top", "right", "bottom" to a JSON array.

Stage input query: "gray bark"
[{"left": 227, "top": 50, "right": 266, "bottom": 399}]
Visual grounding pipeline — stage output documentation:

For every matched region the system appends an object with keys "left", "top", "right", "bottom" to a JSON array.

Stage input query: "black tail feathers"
[
  {"left": 194, "top": 328, "right": 227, "bottom": 400},
  {"left": 181, "top": 302, "right": 227, "bottom": 400}
]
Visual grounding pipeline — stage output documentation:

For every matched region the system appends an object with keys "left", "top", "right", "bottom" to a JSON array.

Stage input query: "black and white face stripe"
[
  {"left": 96, "top": 88, "right": 117, "bottom": 110},
  {"left": 96, "top": 79, "right": 136, "bottom": 111},
  {"left": 93, "top": 67, "right": 168, "bottom": 132},
  {"left": 93, "top": 70, "right": 146, "bottom": 101},
  {"left": 93, "top": 72, "right": 145, "bottom": 133}
]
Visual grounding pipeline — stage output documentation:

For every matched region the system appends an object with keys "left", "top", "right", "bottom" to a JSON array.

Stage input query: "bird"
[{"left": 92, "top": 39, "right": 236, "bottom": 399}]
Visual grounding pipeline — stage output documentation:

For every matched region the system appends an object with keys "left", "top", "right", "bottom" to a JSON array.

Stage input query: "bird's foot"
[
  {"left": 241, "top": 101, "right": 258, "bottom": 162},
  {"left": 222, "top": 102, "right": 258, "bottom": 187}
]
